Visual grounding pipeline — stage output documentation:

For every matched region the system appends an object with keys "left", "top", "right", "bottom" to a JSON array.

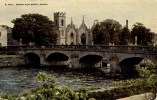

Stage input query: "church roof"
[
  {"left": 66, "top": 17, "right": 78, "bottom": 32},
  {"left": 66, "top": 16, "right": 91, "bottom": 33},
  {"left": 78, "top": 15, "right": 89, "bottom": 31}
]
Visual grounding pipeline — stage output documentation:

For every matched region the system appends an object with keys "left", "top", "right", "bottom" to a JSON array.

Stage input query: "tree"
[
  {"left": 131, "top": 23, "right": 155, "bottom": 45},
  {"left": 119, "top": 27, "right": 131, "bottom": 45},
  {"left": 136, "top": 61, "right": 157, "bottom": 95},
  {"left": 92, "top": 19, "right": 122, "bottom": 45},
  {"left": 92, "top": 24, "right": 109, "bottom": 44},
  {"left": 12, "top": 14, "right": 57, "bottom": 46}
]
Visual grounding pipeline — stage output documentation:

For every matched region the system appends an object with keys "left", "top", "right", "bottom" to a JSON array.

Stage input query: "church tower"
[{"left": 54, "top": 12, "right": 66, "bottom": 45}]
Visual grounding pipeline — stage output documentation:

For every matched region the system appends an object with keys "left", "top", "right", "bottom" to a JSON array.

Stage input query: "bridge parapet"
[{"left": 1, "top": 45, "right": 157, "bottom": 54}]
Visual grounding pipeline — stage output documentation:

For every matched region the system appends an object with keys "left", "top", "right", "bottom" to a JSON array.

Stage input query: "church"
[{"left": 54, "top": 12, "right": 93, "bottom": 45}]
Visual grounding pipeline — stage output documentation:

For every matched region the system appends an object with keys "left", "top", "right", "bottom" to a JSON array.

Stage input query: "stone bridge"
[{"left": 2, "top": 45, "right": 157, "bottom": 74}]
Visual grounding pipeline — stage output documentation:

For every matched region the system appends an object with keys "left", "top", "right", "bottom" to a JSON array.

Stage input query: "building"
[
  {"left": 0, "top": 25, "right": 18, "bottom": 47},
  {"left": 0, "top": 25, "right": 9, "bottom": 46},
  {"left": 54, "top": 12, "right": 93, "bottom": 45}
]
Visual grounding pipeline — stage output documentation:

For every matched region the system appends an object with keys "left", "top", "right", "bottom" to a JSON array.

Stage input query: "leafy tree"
[
  {"left": 92, "top": 24, "right": 109, "bottom": 44},
  {"left": 92, "top": 19, "right": 122, "bottom": 45},
  {"left": 131, "top": 23, "right": 155, "bottom": 45},
  {"left": 12, "top": 14, "right": 57, "bottom": 46},
  {"left": 119, "top": 27, "right": 131, "bottom": 45}
]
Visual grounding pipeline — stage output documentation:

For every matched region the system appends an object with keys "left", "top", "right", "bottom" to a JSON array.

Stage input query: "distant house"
[
  {"left": 0, "top": 25, "right": 8, "bottom": 46},
  {"left": 0, "top": 25, "right": 18, "bottom": 47}
]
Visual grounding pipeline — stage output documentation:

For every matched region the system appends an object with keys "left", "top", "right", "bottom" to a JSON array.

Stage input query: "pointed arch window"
[
  {"left": 61, "top": 19, "right": 64, "bottom": 26},
  {"left": 55, "top": 19, "right": 57, "bottom": 26},
  {"left": 70, "top": 32, "right": 74, "bottom": 39},
  {"left": 81, "top": 33, "right": 86, "bottom": 45},
  {"left": 70, "top": 42, "right": 74, "bottom": 45}
]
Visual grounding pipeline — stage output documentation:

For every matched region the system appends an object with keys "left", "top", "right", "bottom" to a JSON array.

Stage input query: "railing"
[{"left": 1, "top": 45, "right": 157, "bottom": 54}]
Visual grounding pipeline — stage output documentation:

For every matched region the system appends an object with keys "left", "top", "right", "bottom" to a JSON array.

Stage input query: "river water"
[{"left": 0, "top": 67, "right": 112, "bottom": 93}]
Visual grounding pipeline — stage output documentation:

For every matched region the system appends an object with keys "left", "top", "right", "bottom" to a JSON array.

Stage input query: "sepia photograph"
[{"left": 0, "top": 0, "right": 157, "bottom": 99}]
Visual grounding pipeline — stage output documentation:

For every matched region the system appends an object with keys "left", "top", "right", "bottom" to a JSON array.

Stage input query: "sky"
[{"left": 0, "top": 0, "right": 157, "bottom": 33}]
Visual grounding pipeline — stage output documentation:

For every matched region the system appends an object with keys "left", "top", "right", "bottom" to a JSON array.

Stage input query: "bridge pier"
[
  {"left": 109, "top": 60, "right": 120, "bottom": 74},
  {"left": 40, "top": 55, "right": 47, "bottom": 66},
  {"left": 69, "top": 58, "right": 80, "bottom": 68}
]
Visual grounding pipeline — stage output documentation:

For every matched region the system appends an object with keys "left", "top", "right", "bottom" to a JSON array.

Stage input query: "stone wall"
[{"left": 0, "top": 56, "right": 25, "bottom": 67}]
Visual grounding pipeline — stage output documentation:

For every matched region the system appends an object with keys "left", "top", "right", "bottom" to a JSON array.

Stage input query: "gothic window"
[
  {"left": 70, "top": 42, "right": 74, "bottom": 45},
  {"left": 70, "top": 32, "right": 74, "bottom": 39},
  {"left": 55, "top": 19, "right": 57, "bottom": 26},
  {"left": 81, "top": 33, "right": 86, "bottom": 45},
  {"left": 61, "top": 19, "right": 64, "bottom": 26}
]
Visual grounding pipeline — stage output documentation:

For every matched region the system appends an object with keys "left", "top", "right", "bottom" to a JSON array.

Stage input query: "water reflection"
[{"left": 0, "top": 67, "right": 112, "bottom": 93}]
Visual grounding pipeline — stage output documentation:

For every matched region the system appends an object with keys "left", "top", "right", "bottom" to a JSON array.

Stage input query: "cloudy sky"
[{"left": 0, "top": 0, "right": 157, "bottom": 33}]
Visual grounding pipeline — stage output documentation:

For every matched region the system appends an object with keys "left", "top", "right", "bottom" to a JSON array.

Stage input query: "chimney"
[{"left": 126, "top": 20, "right": 128, "bottom": 28}]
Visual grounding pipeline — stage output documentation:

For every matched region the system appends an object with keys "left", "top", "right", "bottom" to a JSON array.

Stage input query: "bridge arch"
[
  {"left": 24, "top": 52, "right": 40, "bottom": 67},
  {"left": 119, "top": 57, "right": 144, "bottom": 77},
  {"left": 79, "top": 54, "right": 103, "bottom": 68},
  {"left": 79, "top": 52, "right": 105, "bottom": 59},
  {"left": 46, "top": 52, "right": 69, "bottom": 66},
  {"left": 46, "top": 51, "right": 71, "bottom": 59}
]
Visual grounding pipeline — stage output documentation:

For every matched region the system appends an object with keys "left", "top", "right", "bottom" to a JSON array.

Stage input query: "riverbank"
[
  {"left": 0, "top": 67, "right": 156, "bottom": 100},
  {"left": 88, "top": 85, "right": 156, "bottom": 100},
  {"left": 0, "top": 79, "right": 156, "bottom": 100},
  {"left": 117, "top": 93, "right": 154, "bottom": 100}
]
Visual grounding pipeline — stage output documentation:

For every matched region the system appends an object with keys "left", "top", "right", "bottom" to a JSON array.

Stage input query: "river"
[{"left": 0, "top": 67, "right": 112, "bottom": 93}]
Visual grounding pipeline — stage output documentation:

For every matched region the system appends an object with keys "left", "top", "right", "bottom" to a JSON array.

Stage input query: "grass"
[{"left": 0, "top": 55, "right": 21, "bottom": 58}]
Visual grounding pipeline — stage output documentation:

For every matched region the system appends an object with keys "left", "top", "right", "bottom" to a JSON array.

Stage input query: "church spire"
[
  {"left": 82, "top": 15, "right": 84, "bottom": 23},
  {"left": 79, "top": 15, "right": 88, "bottom": 29},
  {"left": 71, "top": 17, "right": 73, "bottom": 25}
]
